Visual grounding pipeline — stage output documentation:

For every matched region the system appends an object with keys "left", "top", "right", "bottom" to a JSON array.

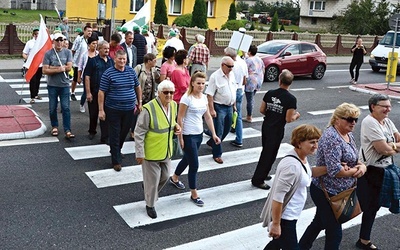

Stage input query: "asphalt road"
[{"left": 1, "top": 64, "right": 400, "bottom": 249}]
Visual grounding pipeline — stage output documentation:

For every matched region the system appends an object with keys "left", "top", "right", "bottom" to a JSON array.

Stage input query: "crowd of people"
[{"left": 22, "top": 21, "right": 399, "bottom": 247}]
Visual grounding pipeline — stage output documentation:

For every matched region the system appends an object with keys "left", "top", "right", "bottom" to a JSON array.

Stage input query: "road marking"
[
  {"left": 291, "top": 88, "right": 315, "bottom": 91},
  {"left": 9, "top": 83, "right": 48, "bottom": 88},
  {"left": 308, "top": 105, "right": 369, "bottom": 115},
  {"left": 67, "top": 128, "right": 261, "bottom": 161},
  {"left": 327, "top": 85, "right": 351, "bottom": 89},
  {"left": 22, "top": 96, "right": 82, "bottom": 103},
  {"left": 0, "top": 137, "right": 59, "bottom": 147},
  {"left": 16, "top": 88, "right": 84, "bottom": 96},
  {"left": 167, "top": 207, "right": 391, "bottom": 250},
  {"left": 326, "top": 69, "right": 370, "bottom": 72},
  {"left": 114, "top": 179, "right": 273, "bottom": 228},
  {"left": 7, "top": 79, "right": 47, "bottom": 84}
]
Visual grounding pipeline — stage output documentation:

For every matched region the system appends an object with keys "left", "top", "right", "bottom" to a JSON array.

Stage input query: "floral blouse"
[{"left": 245, "top": 55, "right": 265, "bottom": 92}]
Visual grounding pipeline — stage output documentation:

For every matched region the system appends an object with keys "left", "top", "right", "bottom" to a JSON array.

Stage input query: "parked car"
[
  {"left": 369, "top": 30, "right": 400, "bottom": 72},
  {"left": 256, "top": 40, "right": 327, "bottom": 82}
]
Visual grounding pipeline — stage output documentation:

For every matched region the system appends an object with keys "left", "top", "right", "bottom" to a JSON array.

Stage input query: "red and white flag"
[{"left": 25, "top": 14, "right": 52, "bottom": 83}]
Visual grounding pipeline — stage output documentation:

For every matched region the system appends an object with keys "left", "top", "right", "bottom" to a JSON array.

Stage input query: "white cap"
[
  {"left": 239, "top": 27, "right": 246, "bottom": 33},
  {"left": 53, "top": 33, "right": 66, "bottom": 41}
]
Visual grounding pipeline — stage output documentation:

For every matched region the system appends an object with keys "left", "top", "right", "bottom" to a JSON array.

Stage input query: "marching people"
[
  {"left": 261, "top": 124, "right": 322, "bottom": 250},
  {"left": 134, "top": 80, "right": 182, "bottom": 219},
  {"left": 59, "top": 17, "right": 69, "bottom": 40},
  {"left": 187, "top": 34, "right": 210, "bottom": 75},
  {"left": 160, "top": 46, "right": 177, "bottom": 81},
  {"left": 108, "top": 33, "right": 124, "bottom": 59},
  {"left": 251, "top": 69, "right": 300, "bottom": 190},
  {"left": 22, "top": 27, "right": 43, "bottom": 104},
  {"left": 98, "top": 50, "right": 142, "bottom": 171},
  {"left": 120, "top": 31, "right": 137, "bottom": 68},
  {"left": 84, "top": 40, "right": 114, "bottom": 142},
  {"left": 42, "top": 33, "right": 74, "bottom": 139},
  {"left": 205, "top": 56, "right": 237, "bottom": 164},
  {"left": 299, "top": 103, "right": 367, "bottom": 250},
  {"left": 349, "top": 37, "right": 367, "bottom": 85},
  {"left": 170, "top": 72, "right": 221, "bottom": 206},
  {"left": 132, "top": 26, "right": 147, "bottom": 65},
  {"left": 356, "top": 94, "right": 400, "bottom": 250},
  {"left": 170, "top": 49, "right": 190, "bottom": 104},
  {"left": 163, "top": 30, "right": 184, "bottom": 51}
]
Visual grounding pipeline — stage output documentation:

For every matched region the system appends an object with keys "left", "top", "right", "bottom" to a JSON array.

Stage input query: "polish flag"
[{"left": 25, "top": 14, "right": 52, "bottom": 83}]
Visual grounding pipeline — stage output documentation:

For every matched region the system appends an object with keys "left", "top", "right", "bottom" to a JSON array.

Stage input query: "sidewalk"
[{"left": 0, "top": 55, "right": 399, "bottom": 141}]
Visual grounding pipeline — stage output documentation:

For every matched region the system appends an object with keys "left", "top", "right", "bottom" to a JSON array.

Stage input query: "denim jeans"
[
  {"left": 264, "top": 219, "right": 299, "bottom": 250},
  {"left": 80, "top": 81, "right": 86, "bottom": 106},
  {"left": 234, "top": 89, "right": 243, "bottom": 144},
  {"left": 174, "top": 134, "right": 203, "bottom": 189},
  {"left": 299, "top": 183, "right": 342, "bottom": 250},
  {"left": 207, "top": 103, "right": 233, "bottom": 158},
  {"left": 47, "top": 85, "right": 71, "bottom": 133},
  {"left": 245, "top": 90, "right": 257, "bottom": 117},
  {"left": 105, "top": 106, "right": 134, "bottom": 165}
]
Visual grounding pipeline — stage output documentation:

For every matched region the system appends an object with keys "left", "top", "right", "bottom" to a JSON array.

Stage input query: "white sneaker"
[
  {"left": 353, "top": 81, "right": 357, "bottom": 85},
  {"left": 79, "top": 105, "right": 85, "bottom": 113},
  {"left": 349, "top": 79, "right": 355, "bottom": 84}
]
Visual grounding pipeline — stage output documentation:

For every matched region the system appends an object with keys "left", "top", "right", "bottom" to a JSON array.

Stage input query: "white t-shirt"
[
  {"left": 359, "top": 115, "right": 398, "bottom": 168},
  {"left": 233, "top": 56, "right": 249, "bottom": 91},
  {"left": 180, "top": 93, "right": 208, "bottom": 135},
  {"left": 23, "top": 38, "right": 42, "bottom": 68}
]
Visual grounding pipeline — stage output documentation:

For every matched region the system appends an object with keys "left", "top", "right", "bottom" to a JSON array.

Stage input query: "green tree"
[
  {"left": 269, "top": 11, "right": 279, "bottom": 32},
  {"left": 154, "top": 0, "right": 168, "bottom": 25},
  {"left": 191, "top": 0, "right": 208, "bottom": 29},
  {"left": 250, "top": 0, "right": 268, "bottom": 15},
  {"left": 221, "top": 20, "right": 247, "bottom": 30},
  {"left": 280, "top": 24, "right": 285, "bottom": 31},
  {"left": 236, "top": 1, "right": 249, "bottom": 13},
  {"left": 174, "top": 14, "right": 193, "bottom": 27},
  {"left": 228, "top": 2, "right": 237, "bottom": 21}
]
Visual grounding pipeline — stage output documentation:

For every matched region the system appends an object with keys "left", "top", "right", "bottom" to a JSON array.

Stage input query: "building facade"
[
  {"left": 66, "top": 0, "right": 231, "bottom": 29},
  {"left": 8, "top": 0, "right": 64, "bottom": 10}
]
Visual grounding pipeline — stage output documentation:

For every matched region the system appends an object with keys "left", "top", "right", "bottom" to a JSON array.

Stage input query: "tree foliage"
[
  {"left": 236, "top": 1, "right": 249, "bottom": 13},
  {"left": 154, "top": 0, "right": 168, "bottom": 25},
  {"left": 191, "top": 0, "right": 208, "bottom": 29},
  {"left": 332, "top": 0, "right": 395, "bottom": 35},
  {"left": 269, "top": 12, "right": 279, "bottom": 32},
  {"left": 174, "top": 14, "right": 193, "bottom": 28},
  {"left": 221, "top": 20, "right": 247, "bottom": 31},
  {"left": 250, "top": 0, "right": 300, "bottom": 25},
  {"left": 228, "top": 2, "right": 237, "bottom": 21}
]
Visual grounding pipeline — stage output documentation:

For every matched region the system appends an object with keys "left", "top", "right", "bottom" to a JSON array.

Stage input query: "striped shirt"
[{"left": 100, "top": 66, "right": 140, "bottom": 111}]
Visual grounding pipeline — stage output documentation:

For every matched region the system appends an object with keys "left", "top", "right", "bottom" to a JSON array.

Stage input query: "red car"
[{"left": 257, "top": 40, "right": 327, "bottom": 82}]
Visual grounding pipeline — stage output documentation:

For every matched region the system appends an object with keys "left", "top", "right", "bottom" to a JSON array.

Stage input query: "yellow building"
[{"left": 66, "top": 0, "right": 232, "bottom": 30}]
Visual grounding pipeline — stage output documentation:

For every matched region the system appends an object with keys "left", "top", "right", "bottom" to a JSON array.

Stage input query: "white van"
[{"left": 369, "top": 31, "right": 400, "bottom": 72}]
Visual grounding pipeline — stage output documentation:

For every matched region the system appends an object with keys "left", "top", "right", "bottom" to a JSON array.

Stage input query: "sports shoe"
[
  {"left": 190, "top": 196, "right": 204, "bottom": 207},
  {"left": 169, "top": 178, "right": 185, "bottom": 189},
  {"left": 349, "top": 78, "right": 355, "bottom": 84},
  {"left": 30, "top": 99, "right": 35, "bottom": 104},
  {"left": 79, "top": 104, "right": 85, "bottom": 113},
  {"left": 71, "top": 93, "right": 77, "bottom": 101},
  {"left": 230, "top": 141, "right": 243, "bottom": 148},
  {"left": 35, "top": 95, "right": 42, "bottom": 100},
  {"left": 353, "top": 81, "right": 357, "bottom": 85}
]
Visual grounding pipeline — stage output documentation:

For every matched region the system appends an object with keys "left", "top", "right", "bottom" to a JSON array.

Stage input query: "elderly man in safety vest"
[{"left": 134, "top": 80, "right": 182, "bottom": 219}]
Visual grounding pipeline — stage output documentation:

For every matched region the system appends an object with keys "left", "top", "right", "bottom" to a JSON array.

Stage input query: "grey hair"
[
  {"left": 157, "top": 80, "right": 175, "bottom": 92},
  {"left": 221, "top": 56, "right": 234, "bottom": 66},
  {"left": 224, "top": 47, "right": 237, "bottom": 59},
  {"left": 197, "top": 35, "right": 205, "bottom": 43},
  {"left": 98, "top": 40, "right": 109, "bottom": 49},
  {"left": 368, "top": 94, "right": 390, "bottom": 112}
]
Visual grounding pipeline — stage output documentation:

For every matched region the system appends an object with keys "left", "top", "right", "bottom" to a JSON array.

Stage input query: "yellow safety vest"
[{"left": 143, "top": 98, "right": 177, "bottom": 161}]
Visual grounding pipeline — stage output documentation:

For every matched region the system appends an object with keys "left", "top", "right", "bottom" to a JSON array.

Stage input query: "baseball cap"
[
  {"left": 33, "top": 27, "right": 39, "bottom": 32},
  {"left": 53, "top": 33, "right": 66, "bottom": 41},
  {"left": 239, "top": 27, "right": 246, "bottom": 33},
  {"left": 75, "top": 28, "right": 83, "bottom": 33},
  {"left": 169, "top": 31, "right": 176, "bottom": 37},
  {"left": 142, "top": 29, "right": 148, "bottom": 35},
  {"left": 121, "top": 27, "right": 128, "bottom": 33},
  {"left": 133, "top": 26, "right": 140, "bottom": 32}
]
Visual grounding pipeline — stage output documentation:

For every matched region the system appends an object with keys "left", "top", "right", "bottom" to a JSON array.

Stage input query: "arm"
[
  {"left": 177, "top": 103, "right": 188, "bottom": 148},
  {"left": 134, "top": 109, "right": 150, "bottom": 164},
  {"left": 42, "top": 64, "right": 68, "bottom": 75},
  {"left": 85, "top": 75, "right": 92, "bottom": 102},
  {"left": 268, "top": 200, "right": 283, "bottom": 239},
  {"left": 207, "top": 94, "right": 216, "bottom": 118},
  {"left": 98, "top": 90, "right": 106, "bottom": 121},
  {"left": 285, "top": 108, "right": 300, "bottom": 123},
  {"left": 372, "top": 139, "right": 398, "bottom": 156},
  {"left": 135, "top": 85, "right": 143, "bottom": 111},
  {"left": 259, "top": 100, "right": 267, "bottom": 115},
  {"left": 204, "top": 103, "right": 221, "bottom": 145}
]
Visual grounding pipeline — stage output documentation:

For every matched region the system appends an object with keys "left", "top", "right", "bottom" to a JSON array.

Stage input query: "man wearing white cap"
[{"left": 163, "top": 30, "right": 184, "bottom": 51}]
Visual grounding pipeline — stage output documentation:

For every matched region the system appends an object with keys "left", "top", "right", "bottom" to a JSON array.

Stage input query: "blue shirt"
[
  {"left": 84, "top": 55, "right": 114, "bottom": 93},
  {"left": 312, "top": 126, "right": 358, "bottom": 195},
  {"left": 100, "top": 66, "right": 140, "bottom": 111}
]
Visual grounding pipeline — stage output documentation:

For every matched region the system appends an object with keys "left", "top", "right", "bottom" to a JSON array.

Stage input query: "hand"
[
  {"left": 210, "top": 109, "right": 216, "bottom": 118},
  {"left": 98, "top": 110, "right": 106, "bottom": 121},
  {"left": 341, "top": 162, "right": 350, "bottom": 171},
  {"left": 59, "top": 66, "right": 65, "bottom": 73},
  {"left": 136, "top": 157, "right": 143, "bottom": 164},
  {"left": 77, "top": 78, "right": 82, "bottom": 84},
  {"left": 174, "top": 124, "right": 182, "bottom": 135},
  {"left": 86, "top": 93, "right": 93, "bottom": 102},
  {"left": 353, "top": 163, "right": 367, "bottom": 178},
  {"left": 212, "top": 135, "right": 221, "bottom": 145},
  {"left": 269, "top": 223, "right": 281, "bottom": 239}
]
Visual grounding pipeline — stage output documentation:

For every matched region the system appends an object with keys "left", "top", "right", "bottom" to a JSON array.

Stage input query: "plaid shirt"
[{"left": 189, "top": 43, "right": 210, "bottom": 66}]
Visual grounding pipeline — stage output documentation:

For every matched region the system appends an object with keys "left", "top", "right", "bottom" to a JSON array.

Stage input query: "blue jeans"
[
  {"left": 264, "top": 219, "right": 299, "bottom": 250},
  {"left": 80, "top": 81, "right": 86, "bottom": 106},
  {"left": 234, "top": 89, "right": 243, "bottom": 144},
  {"left": 47, "top": 85, "right": 71, "bottom": 133},
  {"left": 174, "top": 134, "right": 203, "bottom": 189},
  {"left": 245, "top": 90, "right": 257, "bottom": 117},
  {"left": 299, "top": 183, "right": 342, "bottom": 250},
  {"left": 207, "top": 103, "right": 233, "bottom": 158},
  {"left": 105, "top": 106, "right": 134, "bottom": 165}
]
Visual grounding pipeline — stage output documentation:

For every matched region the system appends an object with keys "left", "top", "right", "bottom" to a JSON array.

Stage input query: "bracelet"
[{"left": 139, "top": 100, "right": 143, "bottom": 103}]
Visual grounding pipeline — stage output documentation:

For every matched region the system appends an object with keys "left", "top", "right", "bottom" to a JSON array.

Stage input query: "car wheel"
[
  {"left": 372, "top": 67, "right": 380, "bottom": 72},
  {"left": 265, "top": 65, "right": 279, "bottom": 82},
  {"left": 312, "top": 64, "right": 325, "bottom": 80}
]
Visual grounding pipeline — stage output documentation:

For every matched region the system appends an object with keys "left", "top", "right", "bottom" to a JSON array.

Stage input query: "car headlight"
[{"left": 370, "top": 54, "right": 375, "bottom": 59}]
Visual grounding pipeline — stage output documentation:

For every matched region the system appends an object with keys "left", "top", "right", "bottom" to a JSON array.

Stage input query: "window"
[
  {"left": 284, "top": 44, "right": 300, "bottom": 55},
  {"left": 169, "top": 0, "right": 182, "bottom": 14},
  {"left": 311, "top": 17, "right": 318, "bottom": 25},
  {"left": 207, "top": 1, "right": 215, "bottom": 17},
  {"left": 301, "top": 44, "right": 317, "bottom": 53},
  {"left": 130, "top": 0, "right": 144, "bottom": 12},
  {"left": 309, "top": 1, "right": 325, "bottom": 11}
]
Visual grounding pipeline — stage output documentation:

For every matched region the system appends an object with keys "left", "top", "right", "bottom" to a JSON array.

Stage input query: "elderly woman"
[
  {"left": 170, "top": 49, "right": 190, "bottom": 104},
  {"left": 134, "top": 80, "right": 182, "bottom": 219},
  {"left": 299, "top": 103, "right": 367, "bottom": 250},
  {"left": 357, "top": 94, "right": 400, "bottom": 250},
  {"left": 160, "top": 46, "right": 176, "bottom": 81},
  {"left": 244, "top": 45, "right": 265, "bottom": 122},
  {"left": 261, "top": 124, "right": 322, "bottom": 250},
  {"left": 170, "top": 72, "right": 220, "bottom": 206}
]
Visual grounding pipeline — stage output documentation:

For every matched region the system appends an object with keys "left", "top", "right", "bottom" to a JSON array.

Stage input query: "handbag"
[
  {"left": 320, "top": 179, "right": 362, "bottom": 224},
  {"left": 172, "top": 137, "right": 183, "bottom": 158}
]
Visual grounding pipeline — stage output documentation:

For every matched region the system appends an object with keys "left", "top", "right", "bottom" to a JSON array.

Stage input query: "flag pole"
[
  {"left": 18, "top": 80, "right": 26, "bottom": 104},
  {"left": 53, "top": 48, "right": 69, "bottom": 79}
]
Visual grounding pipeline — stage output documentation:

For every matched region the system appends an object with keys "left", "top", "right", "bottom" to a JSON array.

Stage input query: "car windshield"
[
  {"left": 379, "top": 32, "right": 400, "bottom": 47},
  {"left": 258, "top": 42, "right": 287, "bottom": 55}
]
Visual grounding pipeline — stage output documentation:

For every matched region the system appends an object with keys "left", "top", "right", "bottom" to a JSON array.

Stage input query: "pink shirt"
[
  {"left": 170, "top": 68, "right": 190, "bottom": 104},
  {"left": 160, "top": 61, "right": 176, "bottom": 80}
]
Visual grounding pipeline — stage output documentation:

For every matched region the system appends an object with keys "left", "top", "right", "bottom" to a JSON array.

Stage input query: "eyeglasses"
[
  {"left": 223, "top": 63, "right": 234, "bottom": 68},
  {"left": 162, "top": 91, "right": 175, "bottom": 95},
  {"left": 55, "top": 39, "right": 64, "bottom": 42},
  {"left": 340, "top": 117, "right": 358, "bottom": 123},
  {"left": 375, "top": 104, "right": 392, "bottom": 109}
]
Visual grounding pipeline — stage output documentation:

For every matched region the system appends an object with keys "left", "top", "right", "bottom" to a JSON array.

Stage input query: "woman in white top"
[
  {"left": 261, "top": 124, "right": 322, "bottom": 250},
  {"left": 169, "top": 72, "right": 220, "bottom": 206}
]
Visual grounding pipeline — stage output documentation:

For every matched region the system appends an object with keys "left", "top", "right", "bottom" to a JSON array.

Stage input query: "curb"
[{"left": 349, "top": 85, "right": 400, "bottom": 100}]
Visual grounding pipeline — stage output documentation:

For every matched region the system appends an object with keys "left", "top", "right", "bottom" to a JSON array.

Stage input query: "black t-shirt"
[
  {"left": 351, "top": 44, "right": 365, "bottom": 63},
  {"left": 262, "top": 88, "right": 297, "bottom": 128}
]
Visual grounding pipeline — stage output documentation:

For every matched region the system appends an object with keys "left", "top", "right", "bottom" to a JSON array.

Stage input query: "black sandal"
[{"left": 356, "top": 239, "right": 379, "bottom": 250}]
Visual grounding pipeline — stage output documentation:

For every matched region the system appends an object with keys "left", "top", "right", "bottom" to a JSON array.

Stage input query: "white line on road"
[
  {"left": 0, "top": 137, "right": 59, "bottom": 147},
  {"left": 308, "top": 105, "right": 369, "bottom": 115},
  {"left": 327, "top": 85, "right": 351, "bottom": 89},
  {"left": 16, "top": 88, "right": 84, "bottom": 96}
]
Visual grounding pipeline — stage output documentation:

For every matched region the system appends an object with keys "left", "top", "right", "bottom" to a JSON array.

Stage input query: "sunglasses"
[
  {"left": 341, "top": 117, "right": 358, "bottom": 123},
  {"left": 162, "top": 91, "right": 175, "bottom": 95},
  {"left": 223, "top": 63, "right": 234, "bottom": 68},
  {"left": 55, "top": 38, "right": 65, "bottom": 42}
]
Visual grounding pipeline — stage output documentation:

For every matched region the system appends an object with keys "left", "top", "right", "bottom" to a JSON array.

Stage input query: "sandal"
[
  {"left": 51, "top": 127, "right": 58, "bottom": 136},
  {"left": 65, "top": 131, "right": 75, "bottom": 139}
]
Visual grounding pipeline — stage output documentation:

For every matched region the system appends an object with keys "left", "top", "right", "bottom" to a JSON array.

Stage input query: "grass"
[
  {"left": 0, "top": 9, "right": 58, "bottom": 23},
  {"left": 257, "top": 23, "right": 301, "bottom": 32}
]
